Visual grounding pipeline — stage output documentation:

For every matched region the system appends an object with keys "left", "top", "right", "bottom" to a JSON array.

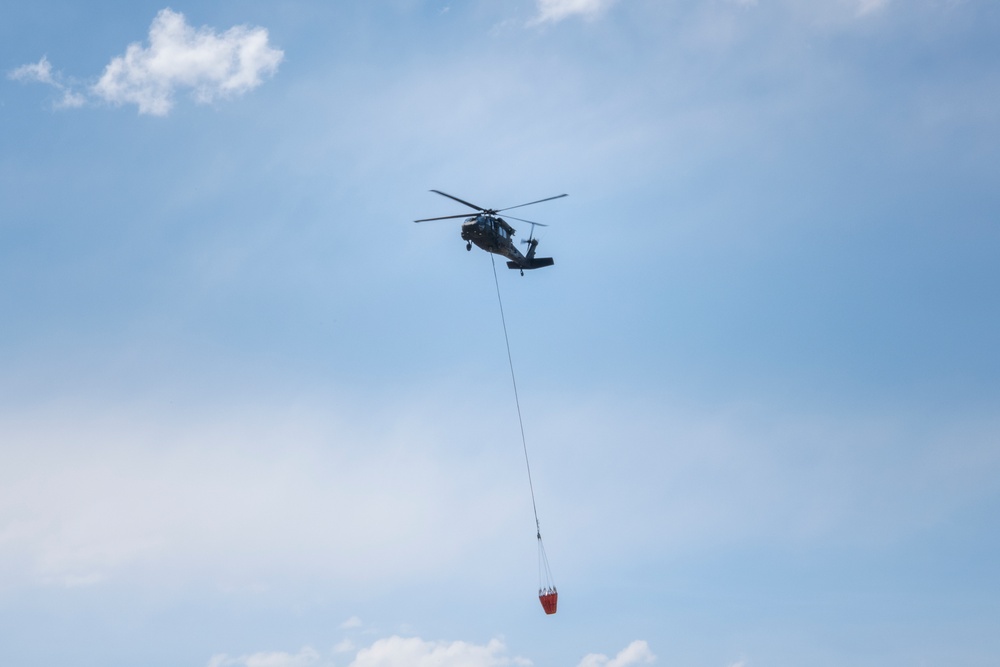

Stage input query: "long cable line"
[
  {"left": 491, "top": 255, "right": 539, "bottom": 530},
  {"left": 490, "top": 255, "right": 557, "bottom": 613}
]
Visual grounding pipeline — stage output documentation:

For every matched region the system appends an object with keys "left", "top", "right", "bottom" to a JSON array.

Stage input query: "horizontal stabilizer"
[{"left": 507, "top": 257, "right": 554, "bottom": 270}]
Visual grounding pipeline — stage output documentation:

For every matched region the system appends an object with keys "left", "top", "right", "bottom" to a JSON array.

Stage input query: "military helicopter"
[{"left": 415, "top": 190, "right": 566, "bottom": 275}]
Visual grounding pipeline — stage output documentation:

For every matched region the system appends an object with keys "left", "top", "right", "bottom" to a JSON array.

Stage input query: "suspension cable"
[{"left": 490, "top": 254, "right": 541, "bottom": 537}]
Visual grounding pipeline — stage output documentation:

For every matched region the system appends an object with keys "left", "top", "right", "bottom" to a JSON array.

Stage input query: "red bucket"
[{"left": 539, "top": 591, "right": 558, "bottom": 615}]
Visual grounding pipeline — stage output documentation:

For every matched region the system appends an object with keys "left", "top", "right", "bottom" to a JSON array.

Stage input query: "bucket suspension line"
[{"left": 490, "top": 254, "right": 558, "bottom": 615}]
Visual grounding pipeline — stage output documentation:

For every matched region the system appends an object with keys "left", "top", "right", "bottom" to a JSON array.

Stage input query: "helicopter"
[{"left": 415, "top": 190, "right": 566, "bottom": 275}]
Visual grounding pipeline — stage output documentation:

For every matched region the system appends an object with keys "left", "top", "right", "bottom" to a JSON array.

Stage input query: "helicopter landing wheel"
[{"left": 466, "top": 242, "right": 472, "bottom": 251}]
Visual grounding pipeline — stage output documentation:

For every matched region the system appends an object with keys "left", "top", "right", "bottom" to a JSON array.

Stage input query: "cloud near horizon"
[
  {"left": 208, "top": 647, "right": 323, "bottom": 667},
  {"left": 9, "top": 8, "right": 283, "bottom": 115},
  {"left": 577, "top": 641, "right": 656, "bottom": 667},
  {"left": 207, "top": 636, "right": 653, "bottom": 667}
]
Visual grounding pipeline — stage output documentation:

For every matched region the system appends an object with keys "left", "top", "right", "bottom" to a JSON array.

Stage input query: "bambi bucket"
[{"left": 539, "top": 591, "right": 558, "bottom": 615}]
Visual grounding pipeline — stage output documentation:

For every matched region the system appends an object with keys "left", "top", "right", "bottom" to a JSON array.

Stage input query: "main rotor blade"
[
  {"left": 414, "top": 213, "right": 477, "bottom": 222},
  {"left": 430, "top": 190, "right": 485, "bottom": 212},
  {"left": 503, "top": 215, "right": 548, "bottom": 227},
  {"left": 497, "top": 193, "right": 567, "bottom": 212}
]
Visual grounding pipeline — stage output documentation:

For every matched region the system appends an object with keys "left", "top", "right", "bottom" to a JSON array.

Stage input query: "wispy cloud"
[
  {"left": 531, "top": 0, "right": 620, "bottom": 24},
  {"left": 7, "top": 56, "right": 86, "bottom": 109},
  {"left": 527, "top": 0, "right": 892, "bottom": 29},
  {"left": 9, "top": 56, "right": 56, "bottom": 85},
  {"left": 0, "top": 396, "right": 524, "bottom": 591},
  {"left": 9, "top": 9, "right": 283, "bottom": 115},
  {"left": 333, "top": 640, "right": 356, "bottom": 654},
  {"left": 208, "top": 647, "right": 323, "bottom": 667},
  {"left": 208, "top": 637, "right": 648, "bottom": 667},
  {"left": 576, "top": 640, "right": 655, "bottom": 667},
  {"left": 339, "top": 616, "right": 364, "bottom": 630},
  {"left": 856, "top": 0, "right": 889, "bottom": 16}
]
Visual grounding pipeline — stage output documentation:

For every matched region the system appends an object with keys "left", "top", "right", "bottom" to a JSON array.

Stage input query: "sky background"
[{"left": 2, "top": 0, "right": 999, "bottom": 665}]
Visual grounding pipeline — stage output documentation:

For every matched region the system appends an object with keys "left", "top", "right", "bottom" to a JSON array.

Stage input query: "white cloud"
[
  {"left": 576, "top": 641, "right": 655, "bottom": 667},
  {"left": 208, "top": 647, "right": 323, "bottom": 667},
  {"left": 91, "top": 8, "right": 283, "bottom": 115},
  {"left": 531, "top": 0, "right": 619, "bottom": 24},
  {"left": 348, "top": 636, "right": 529, "bottom": 667}
]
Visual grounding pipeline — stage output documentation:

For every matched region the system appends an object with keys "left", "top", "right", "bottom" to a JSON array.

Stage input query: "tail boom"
[{"left": 507, "top": 257, "right": 554, "bottom": 270}]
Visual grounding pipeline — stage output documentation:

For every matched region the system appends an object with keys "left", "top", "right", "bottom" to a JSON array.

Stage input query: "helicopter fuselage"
[
  {"left": 461, "top": 214, "right": 553, "bottom": 271},
  {"left": 461, "top": 214, "right": 519, "bottom": 259}
]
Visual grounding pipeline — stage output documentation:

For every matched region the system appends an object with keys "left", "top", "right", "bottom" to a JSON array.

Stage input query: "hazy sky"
[{"left": 2, "top": 1, "right": 999, "bottom": 666}]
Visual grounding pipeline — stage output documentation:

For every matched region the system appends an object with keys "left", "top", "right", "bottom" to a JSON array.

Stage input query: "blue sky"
[{"left": 2, "top": 1, "right": 999, "bottom": 665}]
